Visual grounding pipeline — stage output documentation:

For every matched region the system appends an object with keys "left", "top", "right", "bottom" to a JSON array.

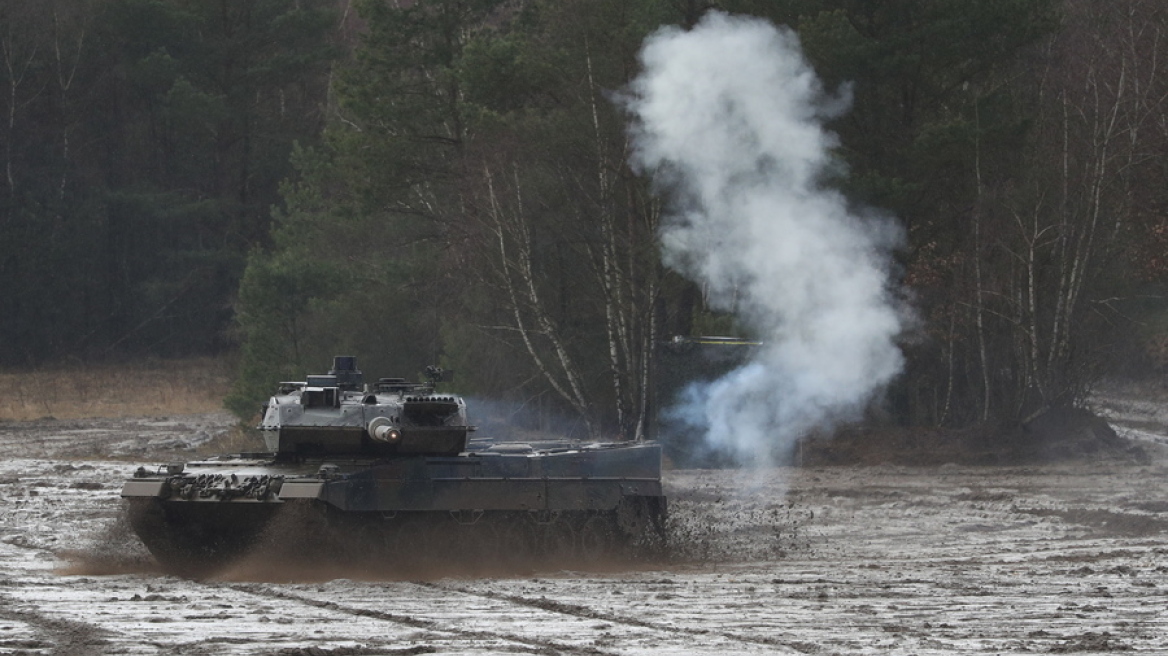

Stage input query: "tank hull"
[{"left": 122, "top": 442, "right": 666, "bottom": 576}]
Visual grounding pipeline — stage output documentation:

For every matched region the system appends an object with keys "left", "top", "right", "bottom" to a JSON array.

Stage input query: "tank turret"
[{"left": 259, "top": 356, "right": 470, "bottom": 458}]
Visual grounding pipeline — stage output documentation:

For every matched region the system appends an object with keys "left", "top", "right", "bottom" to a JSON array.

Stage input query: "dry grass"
[
  {"left": 196, "top": 423, "right": 268, "bottom": 455},
  {"left": 0, "top": 357, "right": 231, "bottom": 421}
]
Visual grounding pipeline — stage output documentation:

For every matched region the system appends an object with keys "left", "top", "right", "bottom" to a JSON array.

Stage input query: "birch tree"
[
  {"left": 455, "top": 0, "right": 671, "bottom": 439},
  {"left": 996, "top": 0, "right": 1168, "bottom": 417}
]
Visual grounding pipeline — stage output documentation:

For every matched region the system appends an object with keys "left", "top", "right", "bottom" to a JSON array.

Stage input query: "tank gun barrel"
[{"left": 366, "top": 417, "right": 402, "bottom": 443}]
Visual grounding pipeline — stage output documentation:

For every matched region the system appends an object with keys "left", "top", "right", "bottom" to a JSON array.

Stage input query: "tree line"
[
  {"left": 0, "top": 0, "right": 339, "bottom": 363},
  {"left": 4, "top": 0, "right": 1166, "bottom": 438}
]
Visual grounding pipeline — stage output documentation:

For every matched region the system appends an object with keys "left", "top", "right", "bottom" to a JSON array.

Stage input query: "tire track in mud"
[
  {"left": 222, "top": 582, "right": 622, "bottom": 656},
  {"left": 414, "top": 581, "right": 814, "bottom": 654},
  {"left": 0, "top": 600, "right": 113, "bottom": 656}
]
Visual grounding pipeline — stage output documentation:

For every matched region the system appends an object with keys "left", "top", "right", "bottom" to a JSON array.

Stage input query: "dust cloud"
[
  {"left": 55, "top": 505, "right": 159, "bottom": 577},
  {"left": 623, "top": 11, "right": 909, "bottom": 465},
  {"left": 61, "top": 496, "right": 807, "bottom": 582}
]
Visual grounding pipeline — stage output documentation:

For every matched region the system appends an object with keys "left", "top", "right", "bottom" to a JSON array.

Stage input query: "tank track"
[{"left": 127, "top": 496, "right": 666, "bottom": 578}]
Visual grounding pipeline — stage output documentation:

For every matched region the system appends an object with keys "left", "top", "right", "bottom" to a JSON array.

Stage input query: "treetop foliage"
[{"left": 4, "top": 0, "right": 1166, "bottom": 440}]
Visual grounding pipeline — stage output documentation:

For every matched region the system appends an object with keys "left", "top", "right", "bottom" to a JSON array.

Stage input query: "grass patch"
[{"left": 0, "top": 357, "right": 231, "bottom": 421}]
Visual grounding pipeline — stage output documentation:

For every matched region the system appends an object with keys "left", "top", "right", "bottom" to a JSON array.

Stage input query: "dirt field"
[{"left": 2, "top": 394, "right": 1168, "bottom": 655}]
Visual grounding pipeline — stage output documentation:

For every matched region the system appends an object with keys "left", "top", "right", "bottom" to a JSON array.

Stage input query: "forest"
[{"left": 2, "top": 0, "right": 1166, "bottom": 443}]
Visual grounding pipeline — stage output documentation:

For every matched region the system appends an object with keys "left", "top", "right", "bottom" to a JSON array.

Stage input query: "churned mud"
[{"left": 1, "top": 394, "right": 1168, "bottom": 654}]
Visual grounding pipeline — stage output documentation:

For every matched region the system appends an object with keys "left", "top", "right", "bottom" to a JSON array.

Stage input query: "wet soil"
[{"left": 1, "top": 393, "right": 1167, "bottom": 655}]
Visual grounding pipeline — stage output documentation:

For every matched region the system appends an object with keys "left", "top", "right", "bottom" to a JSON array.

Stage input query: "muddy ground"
[{"left": 2, "top": 392, "right": 1168, "bottom": 655}]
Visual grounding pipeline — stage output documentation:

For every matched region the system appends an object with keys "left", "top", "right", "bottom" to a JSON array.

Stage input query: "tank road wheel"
[
  {"left": 382, "top": 514, "right": 419, "bottom": 553},
  {"left": 256, "top": 500, "right": 334, "bottom": 566},
  {"left": 496, "top": 516, "right": 539, "bottom": 567},
  {"left": 410, "top": 516, "right": 453, "bottom": 566},
  {"left": 540, "top": 517, "right": 577, "bottom": 564},
  {"left": 579, "top": 514, "right": 620, "bottom": 564},
  {"left": 455, "top": 519, "right": 498, "bottom": 563},
  {"left": 373, "top": 513, "right": 434, "bottom": 571},
  {"left": 342, "top": 517, "right": 394, "bottom": 568}
]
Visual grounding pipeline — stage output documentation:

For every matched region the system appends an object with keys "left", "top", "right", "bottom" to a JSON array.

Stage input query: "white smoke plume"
[{"left": 623, "top": 12, "right": 908, "bottom": 465}]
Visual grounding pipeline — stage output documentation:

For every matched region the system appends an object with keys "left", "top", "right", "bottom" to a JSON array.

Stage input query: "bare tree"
[
  {"left": 482, "top": 163, "right": 599, "bottom": 437},
  {"left": 0, "top": 0, "right": 48, "bottom": 197},
  {"left": 985, "top": 0, "right": 1168, "bottom": 419}
]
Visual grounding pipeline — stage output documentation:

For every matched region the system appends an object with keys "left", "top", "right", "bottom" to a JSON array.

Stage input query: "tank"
[{"left": 121, "top": 356, "right": 666, "bottom": 576}]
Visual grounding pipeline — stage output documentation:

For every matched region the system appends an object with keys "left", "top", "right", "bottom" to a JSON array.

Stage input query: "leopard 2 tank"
[{"left": 121, "top": 356, "right": 666, "bottom": 576}]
